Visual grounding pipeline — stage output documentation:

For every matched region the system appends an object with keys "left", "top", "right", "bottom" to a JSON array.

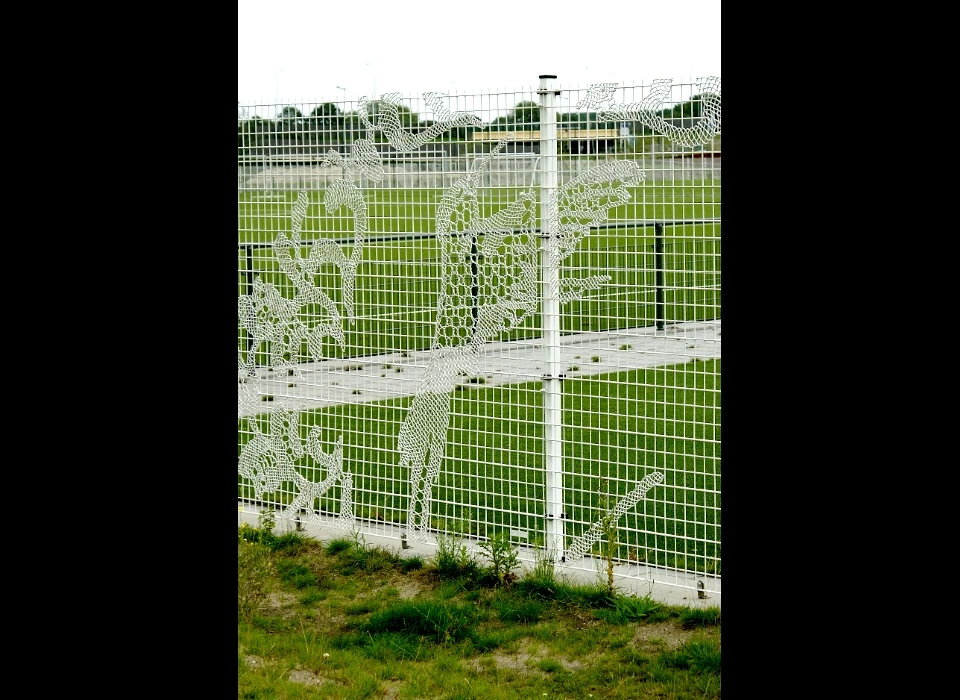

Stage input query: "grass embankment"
[{"left": 239, "top": 513, "right": 721, "bottom": 699}]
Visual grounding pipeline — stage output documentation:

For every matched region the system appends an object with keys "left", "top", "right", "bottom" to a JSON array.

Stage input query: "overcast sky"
[{"left": 238, "top": 0, "right": 721, "bottom": 117}]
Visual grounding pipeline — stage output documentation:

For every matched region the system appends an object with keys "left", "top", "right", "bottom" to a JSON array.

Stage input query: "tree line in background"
[{"left": 238, "top": 94, "right": 718, "bottom": 160}]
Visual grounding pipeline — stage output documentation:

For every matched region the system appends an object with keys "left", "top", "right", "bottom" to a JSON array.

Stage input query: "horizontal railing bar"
[{"left": 237, "top": 219, "right": 721, "bottom": 249}]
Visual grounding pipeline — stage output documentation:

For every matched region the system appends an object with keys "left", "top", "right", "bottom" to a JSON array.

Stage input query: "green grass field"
[
  {"left": 238, "top": 182, "right": 720, "bottom": 576},
  {"left": 238, "top": 357, "right": 720, "bottom": 576},
  {"left": 238, "top": 184, "right": 720, "bottom": 359},
  {"left": 238, "top": 183, "right": 721, "bottom": 242}
]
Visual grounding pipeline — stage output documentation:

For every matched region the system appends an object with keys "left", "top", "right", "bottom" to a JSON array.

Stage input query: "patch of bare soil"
[
  {"left": 632, "top": 620, "right": 698, "bottom": 650},
  {"left": 285, "top": 668, "right": 333, "bottom": 687},
  {"left": 489, "top": 644, "right": 585, "bottom": 672}
]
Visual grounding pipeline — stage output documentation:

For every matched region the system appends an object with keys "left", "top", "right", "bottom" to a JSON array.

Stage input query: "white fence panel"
[{"left": 238, "top": 75, "right": 721, "bottom": 597}]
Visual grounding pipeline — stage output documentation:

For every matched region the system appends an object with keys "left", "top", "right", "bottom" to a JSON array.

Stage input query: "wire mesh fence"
[{"left": 238, "top": 76, "right": 721, "bottom": 595}]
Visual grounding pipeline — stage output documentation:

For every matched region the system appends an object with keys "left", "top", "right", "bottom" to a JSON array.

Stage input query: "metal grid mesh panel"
[{"left": 238, "top": 76, "right": 720, "bottom": 595}]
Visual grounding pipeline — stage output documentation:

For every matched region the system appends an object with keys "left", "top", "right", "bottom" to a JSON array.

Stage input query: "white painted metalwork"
[
  {"left": 238, "top": 76, "right": 722, "bottom": 595},
  {"left": 539, "top": 75, "right": 563, "bottom": 562}
]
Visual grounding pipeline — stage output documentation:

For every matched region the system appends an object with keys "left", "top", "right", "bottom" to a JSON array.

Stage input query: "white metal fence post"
[{"left": 538, "top": 75, "right": 564, "bottom": 561}]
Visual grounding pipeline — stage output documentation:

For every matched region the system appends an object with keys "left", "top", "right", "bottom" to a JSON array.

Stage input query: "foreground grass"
[{"left": 238, "top": 519, "right": 720, "bottom": 699}]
